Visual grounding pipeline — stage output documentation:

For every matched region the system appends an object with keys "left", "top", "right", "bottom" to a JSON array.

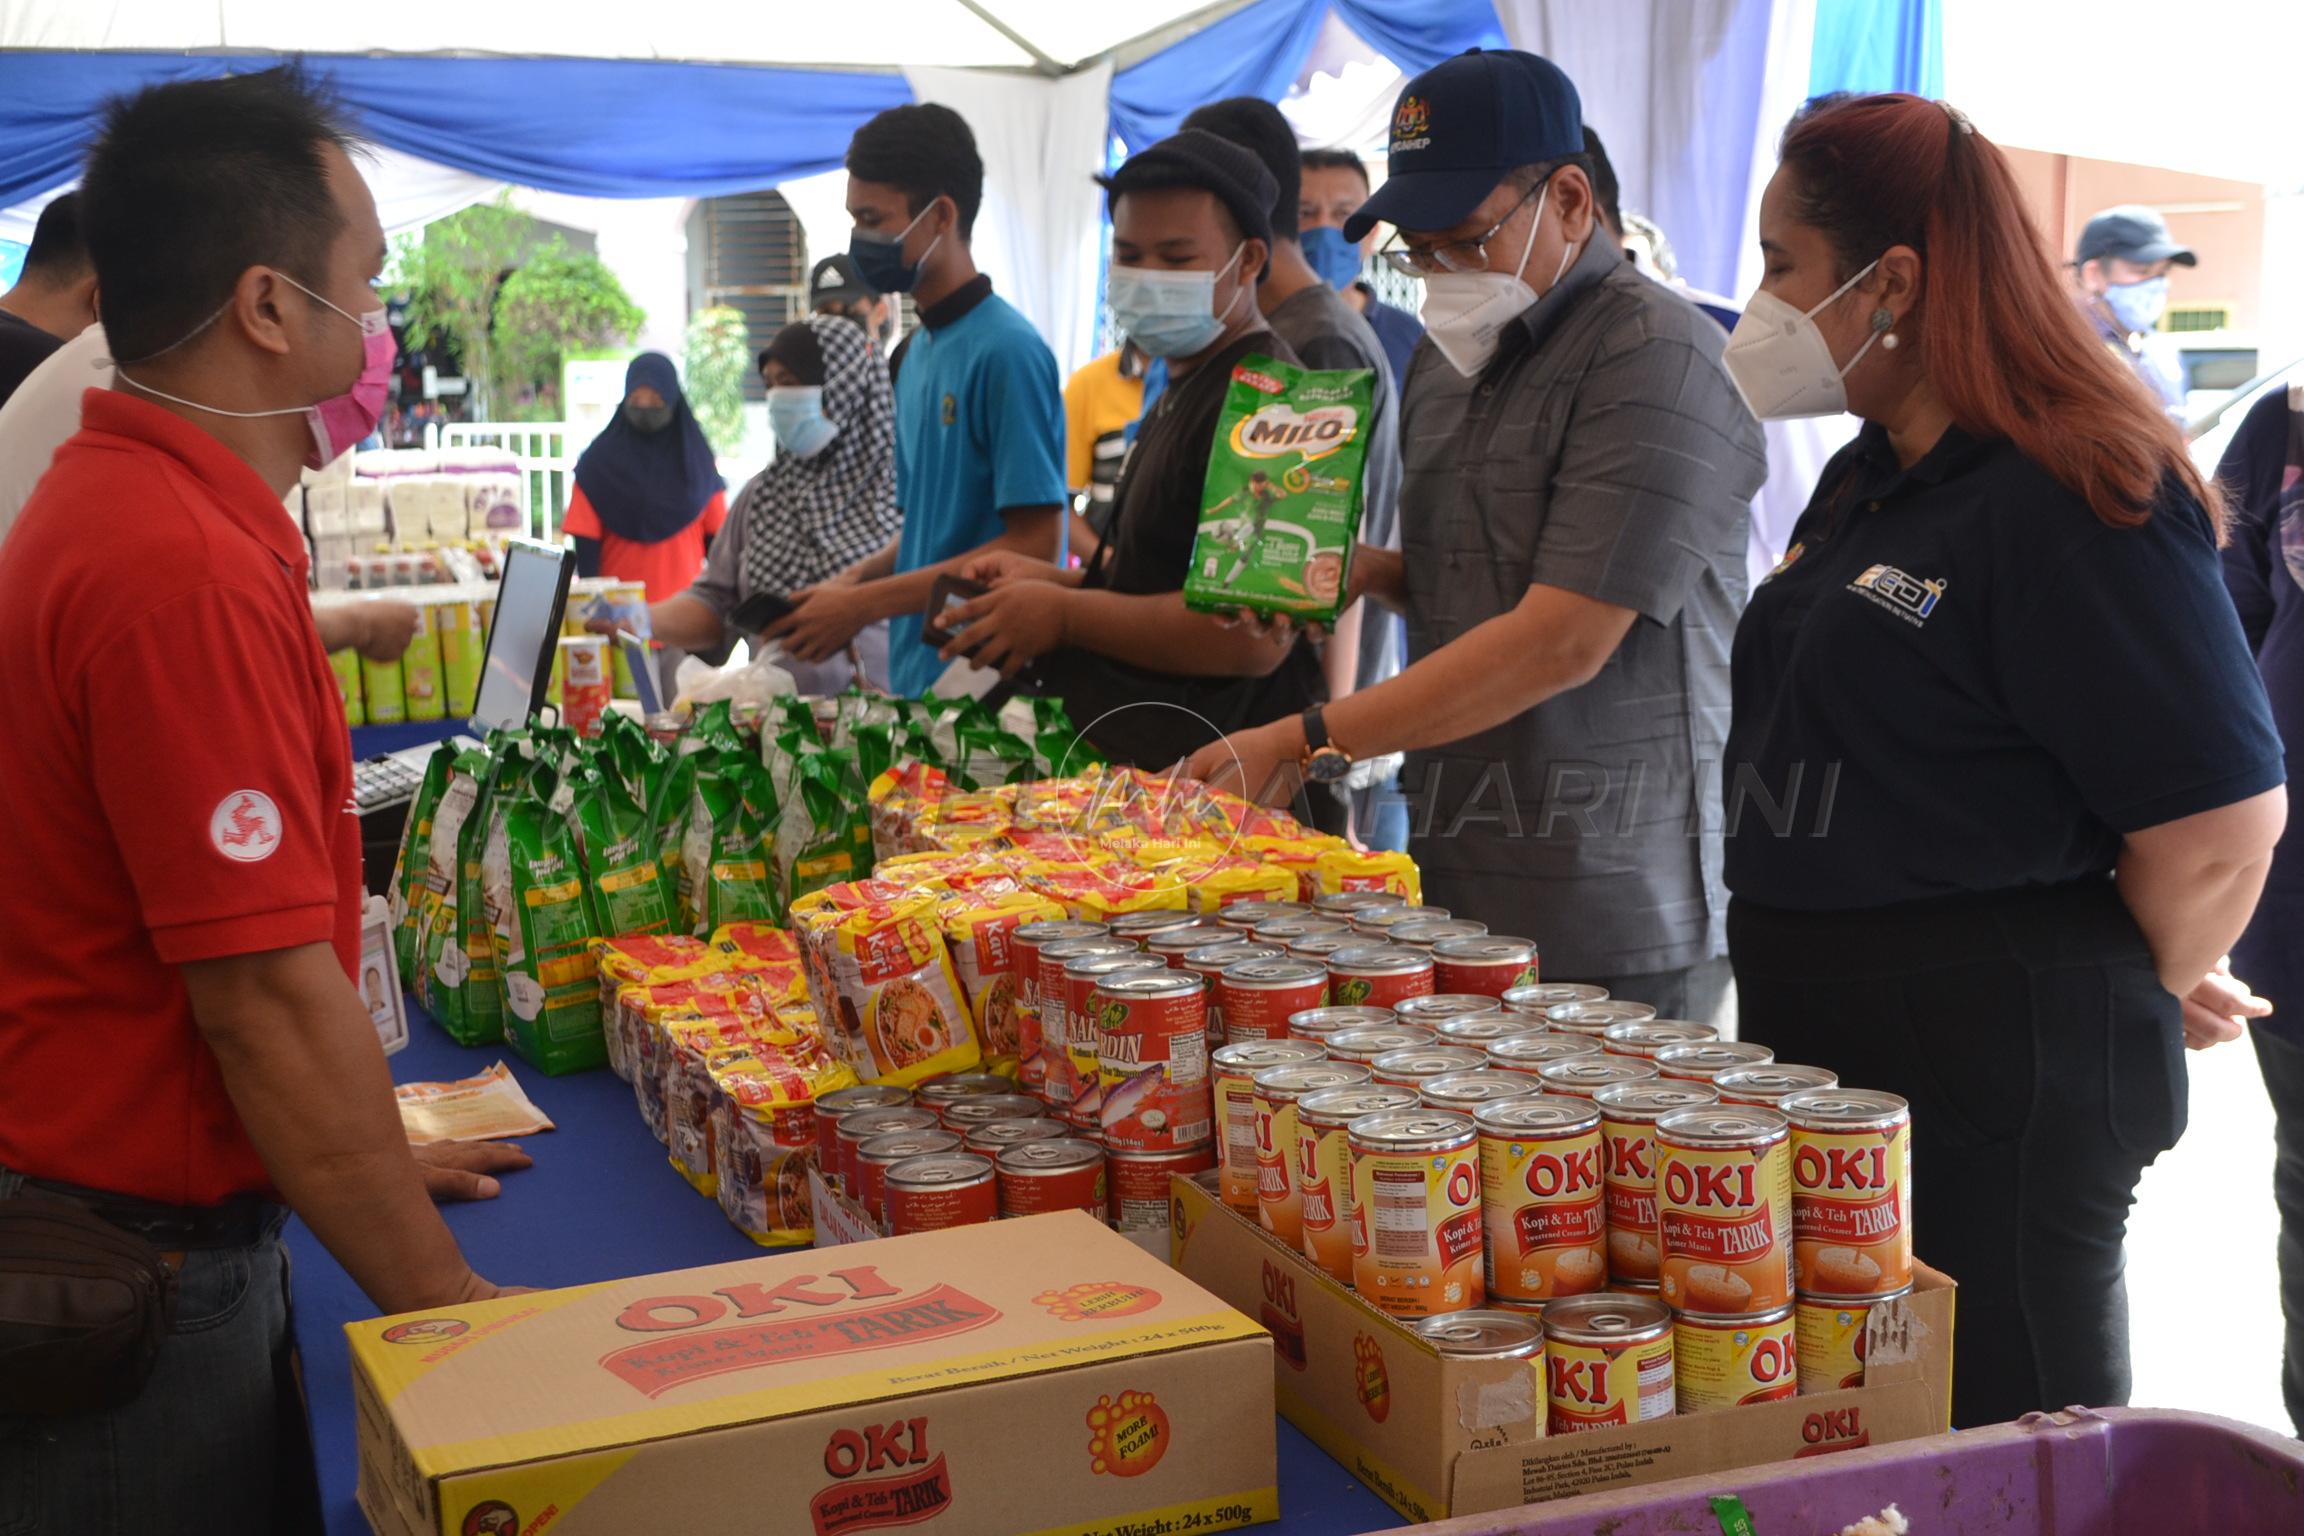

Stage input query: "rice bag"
[
  {"left": 416, "top": 747, "right": 509, "bottom": 1046},
  {"left": 574, "top": 769, "right": 678, "bottom": 942},
  {"left": 681, "top": 754, "right": 782, "bottom": 936},
  {"left": 489, "top": 771, "right": 606, "bottom": 1075},
  {"left": 388, "top": 745, "right": 455, "bottom": 978},
  {"left": 1182, "top": 354, "right": 1375, "bottom": 623}
]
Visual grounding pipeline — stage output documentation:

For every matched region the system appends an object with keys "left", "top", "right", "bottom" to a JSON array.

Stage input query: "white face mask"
[
  {"left": 1720, "top": 259, "right": 1883, "bottom": 420},
  {"left": 1418, "top": 190, "right": 1580, "bottom": 378}
]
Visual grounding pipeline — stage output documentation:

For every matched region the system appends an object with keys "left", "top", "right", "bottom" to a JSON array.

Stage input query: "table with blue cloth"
[{"left": 288, "top": 1015, "right": 1406, "bottom": 1535}]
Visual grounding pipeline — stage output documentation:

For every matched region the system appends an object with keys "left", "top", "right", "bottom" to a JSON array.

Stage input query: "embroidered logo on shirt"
[
  {"left": 210, "top": 790, "right": 282, "bottom": 862},
  {"left": 1848, "top": 564, "right": 1945, "bottom": 626},
  {"left": 1764, "top": 542, "right": 1806, "bottom": 583},
  {"left": 941, "top": 392, "right": 958, "bottom": 426}
]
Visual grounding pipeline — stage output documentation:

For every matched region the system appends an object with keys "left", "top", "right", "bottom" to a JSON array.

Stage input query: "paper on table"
[{"left": 396, "top": 1060, "right": 555, "bottom": 1144}]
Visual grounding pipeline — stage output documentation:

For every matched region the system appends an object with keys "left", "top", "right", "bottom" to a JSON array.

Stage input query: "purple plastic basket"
[{"left": 1388, "top": 1407, "right": 2304, "bottom": 1535}]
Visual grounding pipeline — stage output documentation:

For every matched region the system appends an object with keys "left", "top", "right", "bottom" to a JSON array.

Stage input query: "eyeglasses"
[{"left": 1379, "top": 181, "right": 1544, "bottom": 276}]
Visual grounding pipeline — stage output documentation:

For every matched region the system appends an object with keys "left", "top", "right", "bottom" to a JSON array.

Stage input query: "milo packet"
[
  {"left": 1182, "top": 354, "right": 1374, "bottom": 622},
  {"left": 491, "top": 768, "right": 608, "bottom": 1075},
  {"left": 774, "top": 751, "right": 871, "bottom": 909},
  {"left": 573, "top": 768, "right": 677, "bottom": 939}
]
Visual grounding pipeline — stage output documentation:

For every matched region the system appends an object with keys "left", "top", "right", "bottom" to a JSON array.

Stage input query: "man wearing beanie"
[
  {"left": 935, "top": 130, "right": 1332, "bottom": 821},
  {"left": 1188, "top": 51, "right": 1764, "bottom": 1013}
]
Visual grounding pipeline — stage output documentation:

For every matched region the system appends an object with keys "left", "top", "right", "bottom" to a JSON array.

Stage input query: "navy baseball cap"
[
  {"left": 1343, "top": 49, "right": 1584, "bottom": 242},
  {"left": 2076, "top": 205, "right": 2196, "bottom": 268}
]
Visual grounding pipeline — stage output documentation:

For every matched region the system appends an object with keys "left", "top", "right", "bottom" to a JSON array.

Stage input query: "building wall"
[{"left": 2002, "top": 147, "right": 2265, "bottom": 330}]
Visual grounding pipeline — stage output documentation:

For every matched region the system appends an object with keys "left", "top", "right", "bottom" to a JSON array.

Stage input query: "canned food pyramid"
[
  {"left": 1348, "top": 1108, "right": 1482, "bottom": 1318},
  {"left": 1542, "top": 1293, "right": 1676, "bottom": 1434},
  {"left": 1656, "top": 1106, "right": 1793, "bottom": 1314},
  {"left": 1475, "top": 1096, "right": 1608, "bottom": 1304},
  {"left": 1783, "top": 1088, "right": 1913, "bottom": 1298}
]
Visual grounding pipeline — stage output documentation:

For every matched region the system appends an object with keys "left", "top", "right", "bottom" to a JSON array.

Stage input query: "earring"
[
  {"left": 1870, "top": 307, "right": 1894, "bottom": 331},
  {"left": 1881, "top": 333, "right": 1900, "bottom": 351}
]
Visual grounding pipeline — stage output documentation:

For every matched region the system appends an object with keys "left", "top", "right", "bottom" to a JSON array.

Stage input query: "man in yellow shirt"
[{"left": 1061, "top": 339, "right": 1146, "bottom": 556}]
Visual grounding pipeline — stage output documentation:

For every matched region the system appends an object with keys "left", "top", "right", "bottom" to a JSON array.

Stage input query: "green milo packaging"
[
  {"left": 389, "top": 746, "right": 455, "bottom": 979},
  {"left": 573, "top": 769, "right": 676, "bottom": 940},
  {"left": 1182, "top": 354, "right": 1374, "bottom": 623}
]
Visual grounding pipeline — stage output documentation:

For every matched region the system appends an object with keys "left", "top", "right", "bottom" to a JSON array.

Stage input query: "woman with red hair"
[{"left": 1721, "top": 93, "right": 2287, "bottom": 1427}]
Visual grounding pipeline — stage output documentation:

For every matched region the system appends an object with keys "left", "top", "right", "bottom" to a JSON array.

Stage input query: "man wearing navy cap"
[
  {"left": 2073, "top": 204, "right": 2194, "bottom": 415},
  {"left": 1188, "top": 50, "right": 1765, "bottom": 1017}
]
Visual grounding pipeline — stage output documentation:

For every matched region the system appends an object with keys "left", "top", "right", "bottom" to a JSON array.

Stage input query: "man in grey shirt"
[
  {"left": 1183, "top": 97, "right": 1407, "bottom": 847},
  {"left": 1184, "top": 50, "right": 1764, "bottom": 1017}
]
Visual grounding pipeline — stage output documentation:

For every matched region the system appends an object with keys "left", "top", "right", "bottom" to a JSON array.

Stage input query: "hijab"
[
  {"left": 572, "top": 352, "right": 724, "bottom": 543},
  {"left": 738, "top": 315, "right": 900, "bottom": 595}
]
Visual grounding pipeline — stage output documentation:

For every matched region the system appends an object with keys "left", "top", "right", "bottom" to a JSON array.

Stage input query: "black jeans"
[
  {"left": 2255, "top": 1029, "right": 2304, "bottom": 1437},
  {"left": 1729, "top": 880, "right": 2186, "bottom": 1429}
]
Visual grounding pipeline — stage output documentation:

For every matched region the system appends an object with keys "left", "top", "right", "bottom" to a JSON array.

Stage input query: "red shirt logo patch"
[{"left": 211, "top": 790, "right": 282, "bottom": 862}]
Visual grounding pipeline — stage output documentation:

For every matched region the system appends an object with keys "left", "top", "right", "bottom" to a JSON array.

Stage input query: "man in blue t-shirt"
[{"left": 773, "top": 103, "right": 1068, "bottom": 697}]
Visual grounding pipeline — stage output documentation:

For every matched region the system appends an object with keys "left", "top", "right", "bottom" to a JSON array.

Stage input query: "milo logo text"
[{"left": 1230, "top": 404, "right": 1359, "bottom": 461}]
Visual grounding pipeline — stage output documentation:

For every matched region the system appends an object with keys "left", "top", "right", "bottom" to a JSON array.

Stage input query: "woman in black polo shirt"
[{"left": 1721, "top": 92, "right": 2287, "bottom": 1428}]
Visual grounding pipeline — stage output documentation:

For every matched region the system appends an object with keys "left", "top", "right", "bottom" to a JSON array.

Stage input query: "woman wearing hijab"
[
  {"left": 562, "top": 352, "right": 727, "bottom": 598},
  {"left": 620, "top": 315, "right": 899, "bottom": 692}
]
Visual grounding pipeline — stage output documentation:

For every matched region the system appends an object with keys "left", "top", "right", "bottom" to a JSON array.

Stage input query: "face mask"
[
  {"left": 115, "top": 271, "right": 395, "bottom": 470},
  {"left": 1419, "top": 190, "right": 1580, "bottom": 378},
  {"left": 1301, "top": 225, "right": 1365, "bottom": 291},
  {"left": 849, "top": 202, "right": 942, "bottom": 296},
  {"left": 768, "top": 386, "right": 840, "bottom": 459},
  {"left": 1720, "top": 258, "right": 1883, "bottom": 420},
  {"left": 2103, "top": 274, "right": 2168, "bottom": 334},
  {"left": 1109, "top": 244, "right": 1248, "bottom": 360},
  {"left": 624, "top": 401, "right": 674, "bottom": 434}
]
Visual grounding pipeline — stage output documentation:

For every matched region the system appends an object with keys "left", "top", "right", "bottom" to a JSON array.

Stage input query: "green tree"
[
  {"left": 387, "top": 194, "right": 532, "bottom": 420},
  {"left": 495, "top": 241, "right": 646, "bottom": 421},
  {"left": 684, "top": 306, "right": 751, "bottom": 456}
]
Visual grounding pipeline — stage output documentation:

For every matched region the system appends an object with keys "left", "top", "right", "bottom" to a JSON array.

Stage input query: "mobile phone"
[
  {"left": 922, "top": 574, "right": 989, "bottom": 650},
  {"left": 730, "top": 590, "right": 796, "bottom": 633}
]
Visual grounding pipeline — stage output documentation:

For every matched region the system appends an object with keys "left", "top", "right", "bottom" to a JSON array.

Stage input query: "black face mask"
[{"left": 624, "top": 401, "right": 674, "bottom": 434}]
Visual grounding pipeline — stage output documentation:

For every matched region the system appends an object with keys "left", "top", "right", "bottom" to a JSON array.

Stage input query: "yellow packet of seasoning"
[
  {"left": 938, "top": 889, "right": 1066, "bottom": 1075},
  {"left": 1313, "top": 847, "right": 1423, "bottom": 904},
  {"left": 1189, "top": 859, "right": 1302, "bottom": 913}
]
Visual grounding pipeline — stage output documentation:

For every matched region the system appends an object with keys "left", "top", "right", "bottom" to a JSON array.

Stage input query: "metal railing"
[{"left": 424, "top": 421, "right": 575, "bottom": 543}]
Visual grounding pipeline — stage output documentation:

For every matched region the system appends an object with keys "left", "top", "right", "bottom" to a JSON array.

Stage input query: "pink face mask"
[{"left": 113, "top": 271, "right": 398, "bottom": 469}]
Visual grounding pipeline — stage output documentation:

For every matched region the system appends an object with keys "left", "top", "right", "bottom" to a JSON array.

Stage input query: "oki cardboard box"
[
  {"left": 350, "top": 1211, "right": 1276, "bottom": 1536},
  {"left": 1168, "top": 1175, "right": 1954, "bottom": 1523}
]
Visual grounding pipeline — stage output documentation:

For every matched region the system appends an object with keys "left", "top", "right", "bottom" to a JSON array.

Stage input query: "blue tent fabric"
[
  {"left": 1110, "top": 0, "right": 1506, "bottom": 151},
  {"left": 1807, "top": 0, "right": 1945, "bottom": 99},
  {"left": 0, "top": 51, "right": 913, "bottom": 208},
  {"left": 1332, "top": 0, "right": 1507, "bottom": 76},
  {"left": 1110, "top": 0, "right": 1331, "bottom": 151}
]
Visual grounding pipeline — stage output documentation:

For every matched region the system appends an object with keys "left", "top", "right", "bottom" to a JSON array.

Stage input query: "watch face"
[{"left": 1306, "top": 748, "right": 1352, "bottom": 785}]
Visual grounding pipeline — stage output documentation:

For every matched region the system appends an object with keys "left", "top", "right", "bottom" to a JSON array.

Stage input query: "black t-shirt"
[
  {"left": 0, "top": 310, "right": 64, "bottom": 410},
  {"left": 1029, "top": 328, "right": 1326, "bottom": 767},
  {"left": 1724, "top": 421, "right": 2284, "bottom": 911}
]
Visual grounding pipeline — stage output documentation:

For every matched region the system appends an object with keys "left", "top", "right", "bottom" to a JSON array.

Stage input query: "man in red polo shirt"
[{"left": 0, "top": 68, "right": 512, "bottom": 1532}]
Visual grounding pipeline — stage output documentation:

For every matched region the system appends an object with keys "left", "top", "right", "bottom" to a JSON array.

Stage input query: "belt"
[{"left": 19, "top": 1174, "right": 277, "bottom": 1251}]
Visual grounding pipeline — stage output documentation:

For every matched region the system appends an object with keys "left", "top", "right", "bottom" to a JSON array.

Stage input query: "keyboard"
[{"left": 352, "top": 754, "right": 427, "bottom": 812}]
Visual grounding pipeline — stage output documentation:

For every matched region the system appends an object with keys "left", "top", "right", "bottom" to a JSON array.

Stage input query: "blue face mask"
[
  {"left": 848, "top": 202, "right": 942, "bottom": 296},
  {"left": 1109, "top": 244, "right": 1247, "bottom": 360},
  {"left": 2103, "top": 274, "right": 2168, "bottom": 334},
  {"left": 1301, "top": 225, "right": 1365, "bottom": 291},
  {"left": 768, "top": 386, "right": 839, "bottom": 459}
]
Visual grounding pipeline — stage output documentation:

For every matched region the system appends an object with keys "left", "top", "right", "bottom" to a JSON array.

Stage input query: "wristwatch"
[{"left": 1300, "top": 705, "right": 1354, "bottom": 786}]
